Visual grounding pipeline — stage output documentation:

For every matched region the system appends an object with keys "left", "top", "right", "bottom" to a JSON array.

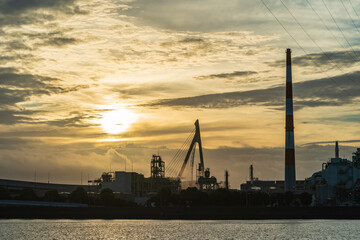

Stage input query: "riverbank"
[{"left": 1, "top": 206, "right": 360, "bottom": 219}]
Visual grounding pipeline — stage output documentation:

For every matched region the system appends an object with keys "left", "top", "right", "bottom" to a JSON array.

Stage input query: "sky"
[{"left": 1, "top": 0, "right": 360, "bottom": 188}]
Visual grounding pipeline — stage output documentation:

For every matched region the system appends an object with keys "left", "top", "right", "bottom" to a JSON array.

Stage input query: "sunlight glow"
[{"left": 99, "top": 108, "right": 138, "bottom": 134}]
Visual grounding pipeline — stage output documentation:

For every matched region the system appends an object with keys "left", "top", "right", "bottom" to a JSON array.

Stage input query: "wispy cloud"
[
  {"left": 148, "top": 71, "right": 360, "bottom": 109},
  {"left": 196, "top": 71, "right": 258, "bottom": 80}
]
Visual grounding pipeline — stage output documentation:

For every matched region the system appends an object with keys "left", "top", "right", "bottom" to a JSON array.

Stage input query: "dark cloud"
[
  {"left": 46, "top": 114, "right": 99, "bottom": 128},
  {"left": 0, "top": 67, "right": 89, "bottom": 95},
  {"left": 0, "top": 109, "right": 36, "bottom": 125},
  {"left": 44, "top": 37, "right": 78, "bottom": 47},
  {"left": 0, "top": 0, "right": 87, "bottom": 52},
  {"left": 148, "top": 71, "right": 360, "bottom": 109},
  {"left": 304, "top": 140, "right": 360, "bottom": 145},
  {"left": 268, "top": 50, "right": 360, "bottom": 69},
  {"left": 1, "top": 29, "right": 82, "bottom": 50},
  {"left": 0, "top": 0, "right": 78, "bottom": 15},
  {"left": 114, "top": 82, "right": 194, "bottom": 98},
  {"left": 22, "top": 30, "right": 81, "bottom": 48},
  {"left": 0, "top": 68, "right": 91, "bottom": 125},
  {"left": 0, "top": 54, "right": 39, "bottom": 64},
  {"left": 160, "top": 37, "right": 209, "bottom": 48},
  {"left": 0, "top": 88, "right": 32, "bottom": 106},
  {"left": 3, "top": 40, "right": 32, "bottom": 50},
  {"left": 196, "top": 71, "right": 257, "bottom": 80},
  {"left": 179, "top": 38, "right": 205, "bottom": 43},
  {"left": 0, "top": 68, "right": 57, "bottom": 89}
]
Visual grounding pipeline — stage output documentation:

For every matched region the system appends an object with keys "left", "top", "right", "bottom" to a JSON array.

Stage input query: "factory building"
[
  {"left": 101, "top": 171, "right": 145, "bottom": 196},
  {"left": 98, "top": 155, "right": 180, "bottom": 197},
  {"left": 308, "top": 143, "right": 360, "bottom": 205},
  {"left": 240, "top": 163, "right": 306, "bottom": 193},
  {"left": 240, "top": 180, "right": 307, "bottom": 193}
]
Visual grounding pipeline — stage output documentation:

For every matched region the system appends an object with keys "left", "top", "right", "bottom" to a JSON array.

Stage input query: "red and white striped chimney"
[{"left": 285, "top": 48, "right": 296, "bottom": 192}]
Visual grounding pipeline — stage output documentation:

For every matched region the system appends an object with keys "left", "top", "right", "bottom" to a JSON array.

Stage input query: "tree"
[
  {"left": 157, "top": 187, "right": 172, "bottom": 206},
  {"left": 19, "top": 188, "right": 38, "bottom": 201},
  {"left": 43, "top": 190, "right": 62, "bottom": 202},
  {"left": 180, "top": 187, "right": 207, "bottom": 206},
  {"left": 0, "top": 187, "right": 11, "bottom": 200},
  {"left": 69, "top": 187, "right": 88, "bottom": 204},
  {"left": 298, "top": 192, "right": 312, "bottom": 206},
  {"left": 284, "top": 191, "right": 294, "bottom": 206},
  {"left": 100, "top": 188, "right": 115, "bottom": 206}
]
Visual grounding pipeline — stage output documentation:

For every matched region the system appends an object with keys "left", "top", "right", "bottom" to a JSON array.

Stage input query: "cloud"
[
  {"left": 147, "top": 71, "right": 360, "bottom": 109},
  {"left": 0, "top": 0, "right": 80, "bottom": 15},
  {"left": 123, "top": 0, "right": 276, "bottom": 32},
  {"left": 179, "top": 37, "right": 205, "bottom": 43},
  {"left": 45, "top": 113, "right": 99, "bottom": 128},
  {"left": 0, "top": 109, "right": 37, "bottom": 125},
  {"left": 0, "top": 67, "right": 57, "bottom": 89},
  {"left": 0, "top": 88, "right": 30, "bottom": 106},
  {"left": 268, "top": 50, "right": 360, "bottom": 69},
  {"left": 303, "top": 139, "right": 360, "bottom": 145},
  {"left": 196, "top": 71, "right": 258, "bottom": 80},
  {"left": 0, "top": 68, "right": 91, "bottom": 125},
  {"left": 44, "top": 37, "right": 78, "bottom": 47},
  {"left": 0, "top": 68, "right": 88, "bottom": 96}
]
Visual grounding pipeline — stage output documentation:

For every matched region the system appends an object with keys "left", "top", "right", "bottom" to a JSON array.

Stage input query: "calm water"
[{"left": 0, "top": 219, "right": 359, "bottom": 239}]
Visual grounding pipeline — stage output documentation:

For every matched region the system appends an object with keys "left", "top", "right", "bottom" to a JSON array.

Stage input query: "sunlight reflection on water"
[{"left": 0, "top": 219, "right": 360, "bottom": 239}]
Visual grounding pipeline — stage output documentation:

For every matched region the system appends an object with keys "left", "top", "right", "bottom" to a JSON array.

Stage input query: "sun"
[{"left": 99, "top": 108, "right": 138, "bottom": 134}]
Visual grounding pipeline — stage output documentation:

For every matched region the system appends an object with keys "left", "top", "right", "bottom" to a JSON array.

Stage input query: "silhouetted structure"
[
  {"left": 335, "top": 141, "right": 339, "bottom": 158},
  {"left": 285, "top": 48, "right": 296, "bottom": 192},
  {"left": 151, "top": 155, "right": 165, "bottom": 178},
  {"left": 225, "top": 170, "right": 229, "bottom": 190},
  {"left": 250, "top": 164, "right": 254, "bottom": 184},
  {"left": 178, "top": 120, "right": 205, "bottom": 178},
  {"left": 308, "top": 143, "right": 360, "bottom": 205}
]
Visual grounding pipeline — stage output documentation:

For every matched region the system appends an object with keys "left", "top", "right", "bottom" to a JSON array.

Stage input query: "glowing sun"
[{"left": 99, "top": 108, "right": 138, "bottom": 134}]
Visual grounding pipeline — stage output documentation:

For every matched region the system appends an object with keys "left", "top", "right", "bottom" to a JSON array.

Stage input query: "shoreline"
[{"left": 1, "top": 206, "right": 360, "bottom": 220}]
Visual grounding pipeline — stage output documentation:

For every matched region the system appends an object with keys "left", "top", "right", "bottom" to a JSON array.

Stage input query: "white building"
[{"left": 309, "top": 146, "right": 360, "bottom": 205}]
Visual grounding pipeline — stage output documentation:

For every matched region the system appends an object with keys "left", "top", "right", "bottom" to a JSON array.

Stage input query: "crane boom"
[{"left": 177, "top": 119, "right": 204, "bottom": 178}]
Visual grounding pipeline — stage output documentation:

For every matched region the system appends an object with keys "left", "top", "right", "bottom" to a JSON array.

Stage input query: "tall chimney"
[
  {"left": 335, "top": 141, "right": 339, "bottom": 158},
  {"left": 285, "top": 48, "right": 296, "bottom": 192},
  {"left": 225, "top": 170, "right": 229, "bottom": 190},
  {"left": 250, "top": 164, "right": 254, "bottom": 184}
]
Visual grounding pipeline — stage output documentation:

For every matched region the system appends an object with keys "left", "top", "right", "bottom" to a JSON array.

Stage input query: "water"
[{"left": 0, "top": 219, "right": 359, "bottom": 239}]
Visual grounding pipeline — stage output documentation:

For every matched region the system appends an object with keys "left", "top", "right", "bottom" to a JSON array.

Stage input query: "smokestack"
[
  {"left": 335, "top": 141, "right": 339, "bottom": 158},
  {"left": 285, "top": 48, "right": 296, "bottom": 192},
  {"left": 250, "top": 164, "right": 254, "bottom": 184},
  {"left": 225, "top": 170, "right": 229, "bottom": 190}
]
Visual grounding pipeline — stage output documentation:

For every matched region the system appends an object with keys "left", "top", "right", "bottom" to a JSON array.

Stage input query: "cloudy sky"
[{"left": 1, "top": 0, "right": 360, "bottom": 188}]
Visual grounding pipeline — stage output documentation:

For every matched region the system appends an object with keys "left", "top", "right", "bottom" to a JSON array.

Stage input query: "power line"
[
  {"left": 259, "top": 0, "right": 304, "bottom": 52},
  {"left": 348, "top": 0, "right": 360, "bottom": 23},
  {"left": 305, "top": 0, "right": 359, "bottom": 62},
  {"left": 259, "top": 0, "right": 353, "bottom": 95},
  {"left": 279, "top": 0, "right": 358, "bottom": 85},
  {"left": 320, "top": 0, "right": 360, "bottom": 58},
  {"left": 340, "top": 0, "right": 360, "bottom": 34}
]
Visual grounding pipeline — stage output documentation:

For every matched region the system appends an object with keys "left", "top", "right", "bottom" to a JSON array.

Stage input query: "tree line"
[
  {"left": 0, "top": 186, "right": 313, "bottom": 207},
  {"left": 147, "top": 187, "right": 313, "bottom": 207}
]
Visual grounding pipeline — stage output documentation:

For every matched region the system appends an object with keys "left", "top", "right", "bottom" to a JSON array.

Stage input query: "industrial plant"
[
  {"left": 87, "top": 119, "right": 219, "bottom": 199},
  {"left": 1, "top": 49, "right": 360, "bottom": 207}
]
